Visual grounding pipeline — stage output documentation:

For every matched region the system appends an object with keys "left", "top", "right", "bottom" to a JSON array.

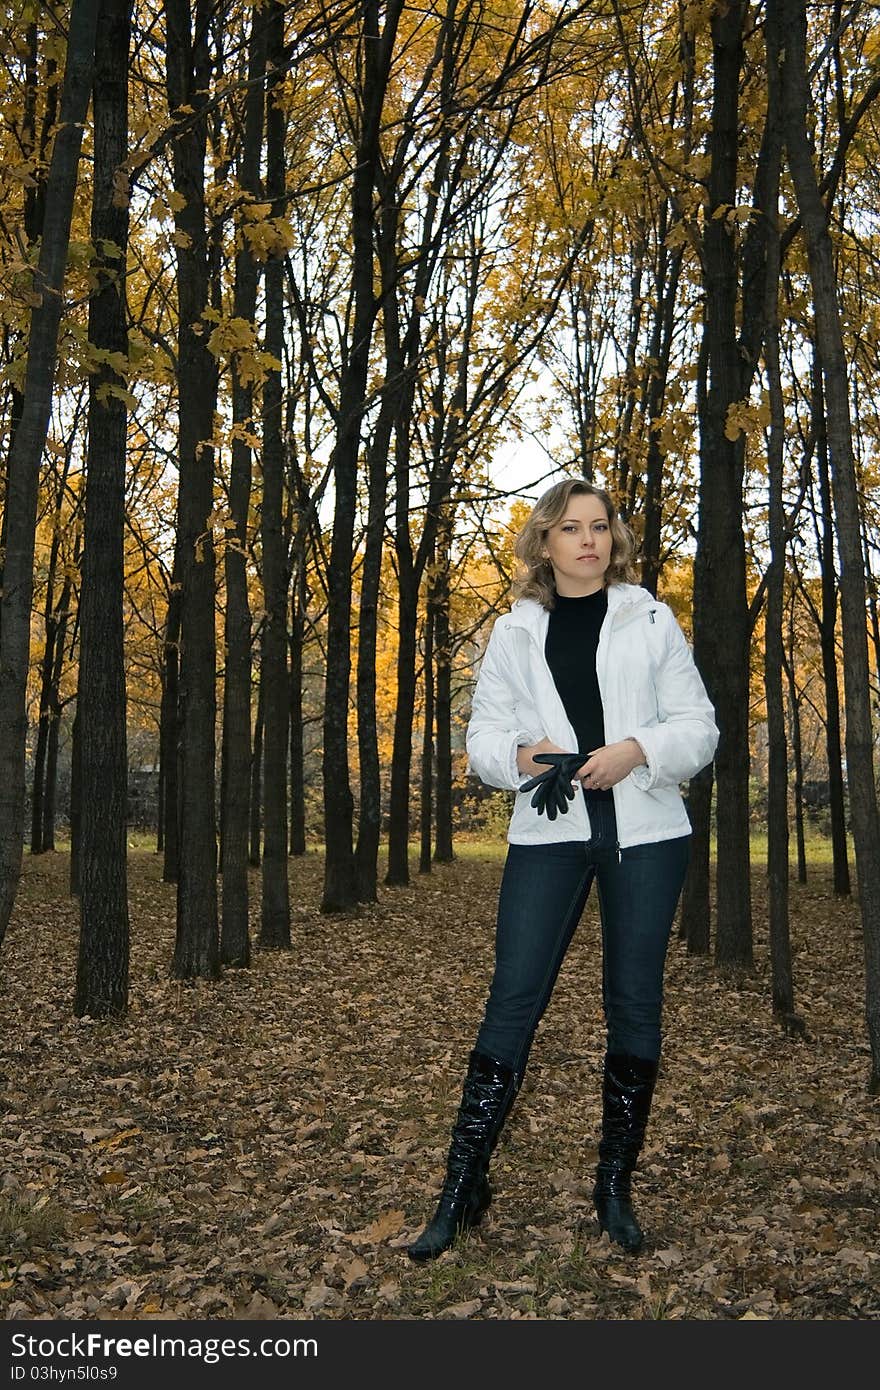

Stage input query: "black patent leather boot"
[
  {"left": 592, "top": 1051, "right": 659, "bottom": 1253},
  {"left": 407, "top": 1050, "right": 520, "bottom": 1263}
]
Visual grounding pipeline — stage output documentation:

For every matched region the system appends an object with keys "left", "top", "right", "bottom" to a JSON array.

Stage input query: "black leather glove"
[{"left": 520, "top": 752, "right": 588, "bottom": 821}]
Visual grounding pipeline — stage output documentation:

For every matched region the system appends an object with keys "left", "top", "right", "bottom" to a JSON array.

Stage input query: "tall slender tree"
[
  {"left": 808, "top": 365, "right": 851, "bottom": 895},
  {"left": 220, "top": 2, "right": 267, "bottom": 968},
  {"left": 690, "top": 0, "right": 754, "bottom": 970},
  {"left": 31, "top": 443, "right": 78, "bottom": 854},
  {"left": 0, "top": 0, "right": 100, "bottom": 949},
  {"left": 778, "top": 0, "right": 880, "bottom": 1089},
  {"left": 321, "top": 0, "right": 404, "bottom": 912},
  {"left": 259, "top": 0, "right": 291, "bottom": 947},
  {"left": 75, "top": 0, "right": 133, "bottom": 1018},
  {"left": 760, "top": 0, "right": 799, "bottom": 1031},
  {"left": 166, "top": 0, "right": 221, "bottom": 979}
]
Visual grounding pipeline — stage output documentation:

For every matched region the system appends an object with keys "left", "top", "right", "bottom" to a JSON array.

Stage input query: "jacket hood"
[{"left": 507, "top": 583, "right": 656, "bottom": 636}]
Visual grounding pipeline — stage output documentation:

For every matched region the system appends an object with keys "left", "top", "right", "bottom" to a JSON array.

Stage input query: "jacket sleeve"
[
  {"left": 466, "top": 621, "right": 543, "bottom": 792},
  {"left": 627, "top": 607, "right": 719, "bottom": 792}
]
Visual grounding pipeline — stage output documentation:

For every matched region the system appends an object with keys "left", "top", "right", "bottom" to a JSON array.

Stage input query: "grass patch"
[
  {"left": 422, "top": 830, "right": 848, "bottom": 871},
  {"left": 403, "top": 1239, "right": 505, "bottom": 1314},
  {"left": 0, "top": 1193, "right": 67, "bottom": 1245},
  {"left": 101, "top": 1184, "right": 171, "bottom": 1227},
  {"left": 37, "top": 828, "right": 847, "bottom": 871},
  {"left": 528, "top": 1236, "right": 604, "bottom": 1298}
]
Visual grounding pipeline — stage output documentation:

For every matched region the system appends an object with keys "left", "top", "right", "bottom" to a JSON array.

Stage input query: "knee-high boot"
[
  {"left": 592, "top": 1051, "right": 659, "bottom": 1253},
  {"left": 407, "top": 1049, "right": 520, "bottom": 1263}
]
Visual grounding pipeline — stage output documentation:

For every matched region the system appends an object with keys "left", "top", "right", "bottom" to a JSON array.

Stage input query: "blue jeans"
[{"left": 474, "top": 810, "right": 690, "bottom": 1072}]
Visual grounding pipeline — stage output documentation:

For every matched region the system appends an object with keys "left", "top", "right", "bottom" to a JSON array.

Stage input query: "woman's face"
[{"left": 541, "top": 492, "right": 613, "bottom": 597}]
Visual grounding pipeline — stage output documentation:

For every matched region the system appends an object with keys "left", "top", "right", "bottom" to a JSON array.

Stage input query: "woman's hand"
[
  {"left": 516, "top": 737, "right": 567, "bottom": 777},
  {"left": 576, "top": 739, "right": 647, "bottom": 791}
]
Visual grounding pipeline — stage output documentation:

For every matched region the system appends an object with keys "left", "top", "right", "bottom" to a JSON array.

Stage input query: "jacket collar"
[{"left": 506, "top": 582, "right": 654, "bottom": 636}]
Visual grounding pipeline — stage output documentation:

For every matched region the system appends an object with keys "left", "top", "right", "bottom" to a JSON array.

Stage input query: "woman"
[{"left": 407, "top": 477, "right": 719, "bottom": 1262}]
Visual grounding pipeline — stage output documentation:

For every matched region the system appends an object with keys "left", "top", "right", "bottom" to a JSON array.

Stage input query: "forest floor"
[{"left": 1, "top": 838, "right": 878, "bottom": 1323}]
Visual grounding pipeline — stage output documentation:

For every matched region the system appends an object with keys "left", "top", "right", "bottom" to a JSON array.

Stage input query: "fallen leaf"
[
  {"left": 342, "top": 1255, "right": 369, "bottom": 1288},
  {"left": 439, "top": 1299, "right": 482, "bottom": 1319},
  {"left": 654, "top": 1246, "right": 683, "bottom": 1267},
  {"left": 350, "top": 1209, "right": 406, "bottom": 1244},
  {"left": 96, "top": 1128, "right": 142, "bottom": 1150},
  {"left": 243, "top": 1291, "right": 280, "bottom": 1319},
  {"left": 303, "top": 1282, "right": 334, "bottom": 1313}
]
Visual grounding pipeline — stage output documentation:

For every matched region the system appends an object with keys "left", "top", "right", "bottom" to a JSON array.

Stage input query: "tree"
[
  {"left": 259, "top": 0, "right": 291, "bottom": 948},
  {"left": 691, "top": 0, "right": 754, "bottom": 971},
  {"left": 320, "top": 0, "right": 404, "bottom": 912},
  {"left": 0, "top": 0, "right": 100, "bottom": 950},
  {"left": 778, "top": 0, "right": 880, "bottom": 1089},
  {"left": 760, "top": 0, "right": 800, "bottom": 1033},
  {"left": 31, "top": 436, "right": 83, "bottom": 853},
  {"left": 75, "top": 0, "right": 133, "bottom": 1019},
  {"left": 166, "top": 0, "right": 221, "bottom": 980},
  {"left": 805, "top": 362, "right": 851, "bottom": 895},
  {"left": 220, "top": 0, "right": 267, "bottom": 968}
]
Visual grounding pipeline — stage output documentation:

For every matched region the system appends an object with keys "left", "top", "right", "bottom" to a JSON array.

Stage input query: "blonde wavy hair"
[{"left": 510, "top": 478, "right": 639, "bottom": 608}]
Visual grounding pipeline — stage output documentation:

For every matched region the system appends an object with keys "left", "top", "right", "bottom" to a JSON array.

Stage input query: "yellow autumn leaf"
[{"left": 96, "top": 1127, "right": 142, "bottom": 1150}]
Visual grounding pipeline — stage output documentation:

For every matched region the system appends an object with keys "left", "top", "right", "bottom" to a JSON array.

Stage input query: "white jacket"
[{"left": 465, "top": 582, "right": 719, "bottom": 848}]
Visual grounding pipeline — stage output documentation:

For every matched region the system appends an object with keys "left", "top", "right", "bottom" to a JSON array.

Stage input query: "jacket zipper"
[{"left": 596, "top": 601, "right": 638, "bottom": 854}]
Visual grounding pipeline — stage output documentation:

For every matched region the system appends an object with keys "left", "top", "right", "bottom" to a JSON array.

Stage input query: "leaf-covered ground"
[{"left": 1, "top": 841, "right": 878, "bottom": 1321}]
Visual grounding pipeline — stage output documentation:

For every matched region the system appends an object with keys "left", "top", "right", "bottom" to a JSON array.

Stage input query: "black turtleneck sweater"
[{"left": 544, "top": 587, "right": 613, "bottom": 801}]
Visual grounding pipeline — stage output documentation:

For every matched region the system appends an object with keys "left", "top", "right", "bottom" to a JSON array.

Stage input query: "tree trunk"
[
  {"left": 159, "top": 585, "right": 181, "bottom": 883},
  {"left": 864, "top": 519, "right": 880, "bottom": 710},
  {"left": 384, "top": 258, "right": 455, "bottom": 887},
  {"left": 812, "top": 366, "right": 851, "bottom": 895},
  {"left": 322, "top": 2, "right": 403, "bottom": 913},
  {"left": 693, "top": 0, "right": 753, "bottom": 971},
  {"left": 0, "top": 0, "right": 100, "bottom": 949},
  {"left": 0, "top": 19, "right": 54, "bottom": 655},
  {"left": 32, "top": 463, "right": 73, "bottom": 854},
  {"left": 43, "top": 560, "right": 77, "bottom": 853},
  {"left": 353, "top": 457, "right": 387, "bottom": 898},
  {"left": 760, "top": 0, "right": 802, "bottom": 1032},
  {"left": 69, "top": 709, "right": 82, "bottom": 898},
  {"left": 639, "top": 19, "right": 694, "bottom": 586},
  {"left": 259, "top": 0, "right": 290, "bottom": 947},
  {"left": 433, "top": 504, "right": 454, "bottom": 863},
  {"left": 166, "top": 0, "right": 220, "bottom": 980},
  {"left": 386, "top": 463, "right": 457, "bottom": 886},
  {"left": 386, "top": 548, "right": 419, "bottom": 885},
  {"left": 354, "top": 196, "right": 401, "bottom": 902},
  {"left": 289, "top": 563, "right": 307, "bottom": 857},
  {"left": 250, "top": 660, "right": 264, "bottom": 866},
  {"left": 31, "top": 640, "right": 53, "bottom": 852},
  {"left": 640, "top": 194, "right": 687, "bottom": 595},
  {"left": 782, "top": 610, "right": 808, "bottom": 885},
  {"left": 75, "top": 0, "right": 132, "bottom": 1018},
  {"left": 779, "top": 0, "right": 880, "bottom": 1089},
  {"left": 614, "top": 243, "right": 642, "bottom": 504},
  {"left": 419, "top": 571, "right": 435, "bottom": 876},
  {"left": 220, "top": 4, "right": 266, "bottom": 969},
  {"left": 156, "top": 741, "right": 164, "bottom": 853}
]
